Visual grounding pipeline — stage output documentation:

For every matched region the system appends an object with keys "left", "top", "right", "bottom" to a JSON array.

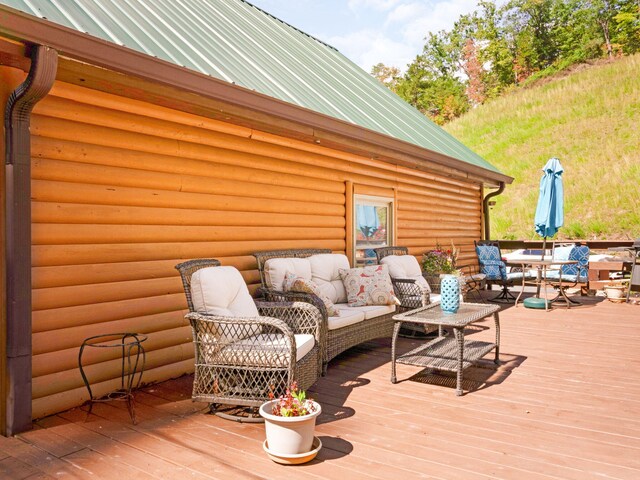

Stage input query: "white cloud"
[
  {"left": 326, "top": 29, "right": 416, "bottom": 72},
  {"left": 348, "top": 0, "right": 402, "bottom": 11}
]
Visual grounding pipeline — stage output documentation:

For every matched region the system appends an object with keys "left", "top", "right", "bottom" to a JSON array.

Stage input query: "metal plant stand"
[{"left": 78, "top": 333, "right": 147, "bottom": 424}]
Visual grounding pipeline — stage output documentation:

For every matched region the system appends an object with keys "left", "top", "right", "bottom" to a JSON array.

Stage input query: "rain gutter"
[
  {"left": 483, "top": 182, "right": 506, "bottom": 240},
  {"left": 4, "top": 44, "right": 57, "bottom": 436},
  {"left": 0, "top": 6, "right": 512, "bottom": 187}
]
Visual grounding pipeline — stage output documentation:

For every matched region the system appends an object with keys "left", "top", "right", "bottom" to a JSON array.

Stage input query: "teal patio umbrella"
[
  {"left": 534, "top": 157, "right": 564, "bottom": 257},
  {"left": 357, "top": 205, "right": 380, "bottom": 240}
]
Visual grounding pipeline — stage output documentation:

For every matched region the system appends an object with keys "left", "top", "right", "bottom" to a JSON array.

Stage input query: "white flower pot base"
[{"left": 263, "top": 436, "right": 322, "bottom": 464}]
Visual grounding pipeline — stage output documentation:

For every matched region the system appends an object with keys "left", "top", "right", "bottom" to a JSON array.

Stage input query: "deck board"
[{"left": 6, "top": 293, "right": 640, "bottom": 479}]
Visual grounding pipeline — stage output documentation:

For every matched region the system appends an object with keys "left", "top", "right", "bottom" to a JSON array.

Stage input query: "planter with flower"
[
  {"left": 259, "top": 382, "right": 322, "bottom": 464},
  {"left": 421, "top": 242, "right": 461, "bottom": 294}
]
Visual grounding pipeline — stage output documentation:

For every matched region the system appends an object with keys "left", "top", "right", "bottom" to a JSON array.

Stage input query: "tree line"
[{"left": 372, "top": 0, "right": 640, "bottom": 124}]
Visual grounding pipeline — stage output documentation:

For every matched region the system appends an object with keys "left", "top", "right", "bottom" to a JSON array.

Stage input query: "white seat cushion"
[
  {"left": 216, "top": 333, "right": 315, "bottom": 366},
  {"left": 264, "top": 258, "right": 312, "bottom": 291},
  {"left": 309, "top": 253, "right": 350, "bottom": 304},
  {"left": 334, "top": 303, "right": 395, "bottom": 320},
  {"left": 327, "top": 309, "right": 365, "bottom": 330}
]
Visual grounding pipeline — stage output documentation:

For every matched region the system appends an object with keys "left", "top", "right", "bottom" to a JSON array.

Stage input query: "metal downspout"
[
  {"left": 482, "top": 182, "right": 505, "bottom": 240},
  {"left": 4, "top": 45, "right": 57, "bottom": 436}
]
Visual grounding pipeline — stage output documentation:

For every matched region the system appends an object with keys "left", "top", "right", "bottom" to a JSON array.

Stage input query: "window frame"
[{"left": 352, "top": 193, "right": 394, "bottom": 266}]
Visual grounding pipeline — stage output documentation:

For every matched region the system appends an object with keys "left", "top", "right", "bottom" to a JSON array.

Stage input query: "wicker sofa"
[{"left": 253, "top": 249, "right": 396, "bottom": 372}]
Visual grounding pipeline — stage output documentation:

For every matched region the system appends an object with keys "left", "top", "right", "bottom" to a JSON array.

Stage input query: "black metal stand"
[
  {"left": 78, "top": 333, "right": 147, "bottom": 424},
  {"left": 489, "top": 283, "right": 517, "bottom": 303}
]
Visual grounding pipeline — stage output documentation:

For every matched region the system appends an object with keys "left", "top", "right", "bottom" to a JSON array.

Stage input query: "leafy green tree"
[
  {"left": 370, "top": 63, "right": 401, "bottom": 92},
  {"left": 613, "top": 0, "right": 640, "bottom": 53}
]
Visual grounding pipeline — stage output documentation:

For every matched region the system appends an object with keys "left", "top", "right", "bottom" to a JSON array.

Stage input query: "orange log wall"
[{"left": 29, "top": 81, "right": 482, "bottom": 418}]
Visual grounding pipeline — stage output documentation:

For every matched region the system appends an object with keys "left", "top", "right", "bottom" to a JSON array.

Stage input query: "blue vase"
[{"left": 440, "top": 275, "right": 460, "bottom": 314}]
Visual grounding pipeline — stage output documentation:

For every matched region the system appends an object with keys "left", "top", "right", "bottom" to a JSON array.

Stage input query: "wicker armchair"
[
  {"left": 252, "top": 249, "right": 395, "bottom": 372},
  {"left": 175, "top": 259, "right": 321, "bottom": 421},
  {"left": 374, "top": 246, "right": 430, "bottom": 311}
]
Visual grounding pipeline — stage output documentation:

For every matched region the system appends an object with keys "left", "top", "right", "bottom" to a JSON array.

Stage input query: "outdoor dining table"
[{"left": 507, "top": 259, "right": 580, "bottom": 310}]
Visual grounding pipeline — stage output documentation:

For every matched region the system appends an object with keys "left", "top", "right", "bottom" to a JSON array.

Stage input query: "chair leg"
[
  {"left": 209, "top": 403, "right": 265, "bottom": 423},
  {"left": 488, "top": 283, "right": 517, "bottom": 303}
]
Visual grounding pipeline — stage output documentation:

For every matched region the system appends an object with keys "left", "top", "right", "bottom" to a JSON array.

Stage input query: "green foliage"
[
  {"left": 373, "top": 0, "right": 640, "bottom": 124},
  {"left": 268, "top": 381, "right": 317, "bottom": 417},
  {"left": 445, "top": 54, "right": 640, "bottom": 240}
]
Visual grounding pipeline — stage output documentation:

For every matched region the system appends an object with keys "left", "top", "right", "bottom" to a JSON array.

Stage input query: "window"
[{"left": 353, "top": 195, "right": 393, "bottom": 266}]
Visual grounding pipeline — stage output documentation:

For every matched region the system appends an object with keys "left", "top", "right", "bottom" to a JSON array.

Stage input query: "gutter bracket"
[{"left": 4, "top": 44, "right": 57, "bottom": 436}]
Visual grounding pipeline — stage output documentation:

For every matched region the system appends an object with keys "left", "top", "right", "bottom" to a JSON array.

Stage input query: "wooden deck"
[{"left": 3, "top": 293, "right": 640, "bottom": 479}]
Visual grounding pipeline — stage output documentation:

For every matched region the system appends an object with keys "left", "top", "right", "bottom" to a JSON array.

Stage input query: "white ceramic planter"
[
  {"left": 259, "top": 400, "right": 321, "bottom": 455},
  {"left": 604, "top": 285, "right": 626, "bottom": 303}
]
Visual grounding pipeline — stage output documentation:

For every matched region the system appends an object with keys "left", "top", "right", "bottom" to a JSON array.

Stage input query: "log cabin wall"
[{"left": 28, "top": 80, "right": 482, "bottom": 419}]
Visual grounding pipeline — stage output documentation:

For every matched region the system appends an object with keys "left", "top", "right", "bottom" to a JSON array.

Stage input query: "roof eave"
[{"left": 0, "top": 5, "right": 513, "bottom": 186}]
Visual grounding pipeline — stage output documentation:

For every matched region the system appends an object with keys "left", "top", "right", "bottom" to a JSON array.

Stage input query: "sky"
[{"left": 247, "top": 0, "right": 479, "bottom": 73}]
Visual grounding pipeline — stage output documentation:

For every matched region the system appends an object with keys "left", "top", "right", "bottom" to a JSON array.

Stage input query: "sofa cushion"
[
  {"left": 308, "top": 253, "right": 350, "bottom": 304},
  {"left": 334, "top": 303, "right": 395, "bottom": 320},
  {"left": 327, "top": 309, "right": 365, "bottom": 330},
  {"left": 283, "top": 271, "right": 340, "bottom": 317},
  {"left": 264, "top": 258, "right": 312, "bottom": 291},
  {"left": 339, "top": 264, "right": 398, "bottom": 306}
]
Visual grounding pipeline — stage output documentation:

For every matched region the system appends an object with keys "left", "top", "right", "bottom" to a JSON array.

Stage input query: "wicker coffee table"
[{"left": 391, "top": 303, "right": 501, "bottom": 395}]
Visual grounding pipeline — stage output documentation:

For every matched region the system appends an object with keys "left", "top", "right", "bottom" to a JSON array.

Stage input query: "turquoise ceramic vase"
[{"left": 440, "top": 275, "right": 460, "bottom": 314}]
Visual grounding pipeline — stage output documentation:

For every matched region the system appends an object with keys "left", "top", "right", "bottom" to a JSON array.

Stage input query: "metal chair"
[
  {"left": 175, "top": 259, "right": 321, "bottom": 422},
  {"left": 474, "top": 240, "right": 528, "bottom": 303},
  {"left": 545, "top": 242, "right": 590, "bottom": 305}
]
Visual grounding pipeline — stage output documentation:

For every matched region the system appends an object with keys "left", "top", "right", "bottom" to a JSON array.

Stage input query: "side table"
[
  {"left": 78, "top": 333, "right": 147, "bottom": 424},
  {"left": 391, "top": 303, "right": 500, "bottom": 396}
]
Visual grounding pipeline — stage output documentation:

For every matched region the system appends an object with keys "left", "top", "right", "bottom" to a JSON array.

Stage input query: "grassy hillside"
[{"left": 445, "top": 54, "right": 640, "bottom": 241}]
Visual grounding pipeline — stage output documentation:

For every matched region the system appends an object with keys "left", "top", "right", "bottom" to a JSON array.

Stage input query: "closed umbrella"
[
  {"left": 534, "top": 157, "right": 564, "bottom": 258},
  {"left": 357, "top": 205, "right": 380, "bottom": 240}
]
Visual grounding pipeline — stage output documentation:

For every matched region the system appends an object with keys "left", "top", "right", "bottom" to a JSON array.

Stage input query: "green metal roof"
[{"left": 1, "top": 0, "right": 502, "bottom": 175}]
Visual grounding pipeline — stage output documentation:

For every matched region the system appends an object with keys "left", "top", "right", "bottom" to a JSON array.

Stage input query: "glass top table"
[{"left": 391, "top": 303, "right": 501, "bottom": 396}]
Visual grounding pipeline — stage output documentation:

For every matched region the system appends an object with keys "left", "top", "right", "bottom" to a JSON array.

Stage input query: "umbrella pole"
[
  {"left": 537, "top": 237, "right": 547, "bottom": 298},
  {"left": 541, "top": 237, "right": 547, "bottom": 261}
]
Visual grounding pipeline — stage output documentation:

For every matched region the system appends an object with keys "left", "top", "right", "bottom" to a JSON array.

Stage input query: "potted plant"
[
  {"left": 259, "top": 382, "right": 322, "bottom": 464},
  {"left": 422, "top": 242, "right": 460, "bottom": 293},
  {"left": 603, "top": 282, "right": 627, "bottom": 303}
]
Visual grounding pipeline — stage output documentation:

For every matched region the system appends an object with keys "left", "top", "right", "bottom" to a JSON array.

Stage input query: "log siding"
[{"left": 27, "top": 81, "right": 483, "bottom": 418}]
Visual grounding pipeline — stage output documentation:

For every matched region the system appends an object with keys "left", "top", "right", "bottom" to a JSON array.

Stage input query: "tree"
[
  {"left": 370, "top": 63, "right": 401, "bottom": 92},
  {"left": 462, "top": 39, "right": 487, "bottom": 104}
]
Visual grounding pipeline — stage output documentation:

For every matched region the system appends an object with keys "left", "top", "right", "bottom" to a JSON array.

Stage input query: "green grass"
[{"left": 445, "top": 54, "right": 640, "bottom": 240}]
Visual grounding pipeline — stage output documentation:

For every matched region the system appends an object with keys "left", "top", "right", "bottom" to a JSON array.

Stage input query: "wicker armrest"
[
  {"left": 185, "top": 312, "right": 297, "bottom": 367},
  {"left": 391, "top": 277, "right": 430, "bottom": 308},
  {"left": 259, "top": 288, "right": 328, "bottom": 320},
  {"left": 256, "top": 301, "right": 323, "bottom": 341}
]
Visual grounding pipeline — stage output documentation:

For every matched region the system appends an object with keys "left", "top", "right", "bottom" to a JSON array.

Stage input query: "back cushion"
[
  {"left": 309, "top": 253, "right": 350, "bottom": 304},
  {"left": 381, "top": 255, "right": 430, "bottom": 293},
  {"left": 191, "top": 266, "right": 259, "bottom": 318},
  {"left": 264, "top": 258, "right": 312, "bottom": 291},
  {"left": 381, "top": 255, "right": 422, "bottom": 278},
  {"left": 553, "top": 245, "right": 573, "bottom": 261}
]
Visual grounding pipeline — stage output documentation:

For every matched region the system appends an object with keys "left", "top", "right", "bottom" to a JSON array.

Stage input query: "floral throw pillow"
[
  {"left": 283, "top": 271, "right": 340, "bottom": 317},
  {"left": 338, "top": 264, "right": 399, "bottom": 307}
]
